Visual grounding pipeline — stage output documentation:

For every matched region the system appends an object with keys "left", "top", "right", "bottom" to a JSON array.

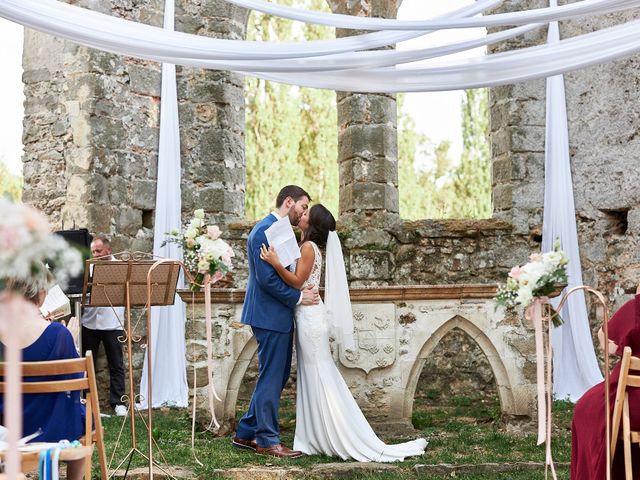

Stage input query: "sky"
[{"left": 0, "top": 0, "right": 484, "bottom": 176}]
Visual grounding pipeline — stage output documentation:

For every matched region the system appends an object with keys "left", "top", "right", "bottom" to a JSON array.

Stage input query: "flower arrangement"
[
  {"left": 0, "top": 199, "right": 83, "bottom": 291},
  {"left": 496, "top": 238, "right": 568, "bottom": 326},
  {"left": 163, "top": 209, "right": 234, "bottom": 292}
]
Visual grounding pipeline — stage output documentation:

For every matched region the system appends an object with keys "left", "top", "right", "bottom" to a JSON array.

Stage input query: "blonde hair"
[{"left": 6, "top": 265, "right": 53, "bottom": 305}]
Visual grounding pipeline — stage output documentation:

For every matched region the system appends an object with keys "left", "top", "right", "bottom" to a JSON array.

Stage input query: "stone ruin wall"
[{"left": 20, "top": 0, "right": 640, "bottom": 410}]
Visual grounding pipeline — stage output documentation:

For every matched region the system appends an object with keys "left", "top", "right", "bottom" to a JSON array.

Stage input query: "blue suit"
[{"left": 236, "top": 214, "right": 301, "bottom": 447}]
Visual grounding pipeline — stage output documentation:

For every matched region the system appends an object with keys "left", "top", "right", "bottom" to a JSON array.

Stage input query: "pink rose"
[
  {"left": 207, "top": 225, "right": 222, "bottom": 240},
  {"left": 509, "top": 266, "right": 523, "bottom": 280},
  {"left": 186, "top": 238, "right": 195, "bottom": 248}
]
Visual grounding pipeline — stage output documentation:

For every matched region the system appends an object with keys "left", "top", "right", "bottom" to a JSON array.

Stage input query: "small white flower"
[{"left": 194, "top": 209, "right": 205, "bottom": 220}]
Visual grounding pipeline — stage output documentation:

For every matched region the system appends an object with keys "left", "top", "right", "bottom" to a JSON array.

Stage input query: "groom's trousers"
[{"left": 235, "top": 326, "right": 294, "bottom": 448}]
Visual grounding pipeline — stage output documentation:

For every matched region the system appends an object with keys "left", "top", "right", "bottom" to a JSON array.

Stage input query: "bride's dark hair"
[{"left": 303, "top": 204, "right": 336, "bottom": 248}]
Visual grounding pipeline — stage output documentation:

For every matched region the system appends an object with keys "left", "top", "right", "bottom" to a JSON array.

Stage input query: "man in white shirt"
[{"left": 81, "top": 235, "right": 127, "bottom": 417}]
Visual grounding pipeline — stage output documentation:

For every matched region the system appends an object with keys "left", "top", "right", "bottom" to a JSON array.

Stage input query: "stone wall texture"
[{"left": 20, "top": 0, "right": 640, "bottom": 420}]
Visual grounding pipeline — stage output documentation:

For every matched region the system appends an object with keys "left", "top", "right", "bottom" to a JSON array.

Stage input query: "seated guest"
[
  {"left": 571, "top": 285, "right": 640, "bottom": 479},
  {"left": 0, "top": 273, "right": 85, "bottom": 480}
]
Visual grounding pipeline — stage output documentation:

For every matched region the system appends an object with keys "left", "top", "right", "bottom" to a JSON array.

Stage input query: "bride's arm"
[{"left": 260, "top": 242, "right": 315, "bottom": 290}]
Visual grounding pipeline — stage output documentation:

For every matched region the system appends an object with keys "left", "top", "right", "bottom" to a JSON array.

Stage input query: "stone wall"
[{"left": 183, "top": 286, "right": 536, "bottom": 434}]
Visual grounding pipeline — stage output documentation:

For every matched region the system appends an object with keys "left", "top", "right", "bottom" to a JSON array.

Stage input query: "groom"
[{"left": 233, "top": 185, "right": 319, "bottom": 458}]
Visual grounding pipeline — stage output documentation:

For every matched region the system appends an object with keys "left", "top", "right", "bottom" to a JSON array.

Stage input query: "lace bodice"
[{"left": 302, "top": 241, "right": 322, "bottom": 289}]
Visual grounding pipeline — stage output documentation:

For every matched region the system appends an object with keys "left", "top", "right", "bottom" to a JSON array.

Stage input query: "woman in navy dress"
[{"left": 0, "top": 278, "right": 85, "bottom": 480}]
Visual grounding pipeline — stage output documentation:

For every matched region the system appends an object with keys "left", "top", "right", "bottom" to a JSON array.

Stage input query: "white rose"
[
  {"left": 543, "top": 251, "right": 562, "bottom": 269},
  {"left": 516, "top": 286, "right": 534, "bottom": 307},
  {"left": 194, "top": 209, "right": 205, "bottom": 219},
  {"left": 185, "top": 228, "right": 198, "bottom": 240},
  {"left": 522, "top": 261, "right": 546, "bottom": 287}
]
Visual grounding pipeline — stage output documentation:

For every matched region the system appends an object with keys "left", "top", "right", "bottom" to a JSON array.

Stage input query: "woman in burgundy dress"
[{"left": 571, "top": 292, "right": 640, "bottom": 479}]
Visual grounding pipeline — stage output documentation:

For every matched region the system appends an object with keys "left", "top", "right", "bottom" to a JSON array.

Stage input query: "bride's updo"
[{"left": 303, "top": 204, "right": 336, "bottom": 248}]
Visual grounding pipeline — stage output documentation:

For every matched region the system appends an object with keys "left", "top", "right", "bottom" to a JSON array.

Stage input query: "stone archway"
[
  {"left": 402, "top": 314, "right": 516, "bottom": 421},
  {"left": 221, "top": 335, "right": 257, "bottom": 427}
]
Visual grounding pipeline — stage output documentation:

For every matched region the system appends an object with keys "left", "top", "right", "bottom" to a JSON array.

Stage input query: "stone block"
[
  {"left": 338, "top": 124, "right": 397, "bottom": 163},
  {"left": 492, "top": 183, "right": 512, "bottom": 211},
  {"left": 128, "top": 64, "right": 161, "bottom": 97},
  {"left": 354, "top": 183, "right": 399, "bottom": 212},
  {"left": 337, "top": 93, "right": 397, "bottom": 128},
  {"left": 340, "top": 156, "right": 397, "bottom": 185},
  {"left": 130, "top": 179, "right": 157, "bottom": 210},
  {"left": 116, "top": 207, "right": 143, "bottom": 236},
  {"left": 511, "top": 125, "right": 545, "bottom": 153},
  {"left": 196, "top": 188, "right": 244, "bottom": 216},
  {"left": 349, "top": 250, "right": 394, "bottom": 280}
]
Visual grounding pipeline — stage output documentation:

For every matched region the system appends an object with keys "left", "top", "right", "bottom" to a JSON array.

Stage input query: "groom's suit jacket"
[{"left": 241, "top": 214, "right": 301, "bottom": 333}]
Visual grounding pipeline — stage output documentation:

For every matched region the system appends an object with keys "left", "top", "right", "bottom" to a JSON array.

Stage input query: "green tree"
[
  {"left": 0, "top": 157, "right": 22, "bottom": 201},
  {"left": 449, "top": 88, "right": 491, "bottom": 218},
  {"left": 244, "top": 0, "right": 338, "bottom": 219}
]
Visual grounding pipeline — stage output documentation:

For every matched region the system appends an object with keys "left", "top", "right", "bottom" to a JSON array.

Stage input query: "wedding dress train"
[{"left": 293, "top": 241, "right": 427, "bottom": 462}]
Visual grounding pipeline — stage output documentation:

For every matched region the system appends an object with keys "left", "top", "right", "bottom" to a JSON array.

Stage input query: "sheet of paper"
[
  {"left": 265, "top": 216, "right": 301, "bottom": 268},
  {"left": 39, "top": 284, "right": 71, "bottom": 319}
]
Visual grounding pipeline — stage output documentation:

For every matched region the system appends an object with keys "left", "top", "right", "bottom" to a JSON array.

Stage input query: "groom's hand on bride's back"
[{"left": 301, "top": 285, "right": 320, "bottom": 305}]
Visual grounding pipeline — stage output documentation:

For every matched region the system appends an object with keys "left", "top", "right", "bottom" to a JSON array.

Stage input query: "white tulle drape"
[
  {"left": 2, "top": 0, "right": 640, "bottom": 92},
  {"left": 542, "top": 4, "right": 603, "bottom": 402},
  {"left": 324, "top": 232, "right": 355, "bottom": 351},
  {"left": 138, "top": 0, "right": 188, "bottom": 409}
]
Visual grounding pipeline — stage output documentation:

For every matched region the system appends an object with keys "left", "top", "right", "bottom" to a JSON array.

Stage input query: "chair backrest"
[
  {"left": 610, "top": 347, "right": 640, "bottom": 464},
  {"left": 0, "top": 352, "right": 107, "bottom": 480}
]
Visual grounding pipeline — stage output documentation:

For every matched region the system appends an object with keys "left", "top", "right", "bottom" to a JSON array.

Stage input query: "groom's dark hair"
[{"left": 275, "top": 185, "right": 312, "bottom": 208}]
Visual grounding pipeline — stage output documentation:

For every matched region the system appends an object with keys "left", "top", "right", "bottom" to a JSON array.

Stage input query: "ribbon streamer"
[{"left": 525, "top": 297, "right": 557, "bottom": 480}]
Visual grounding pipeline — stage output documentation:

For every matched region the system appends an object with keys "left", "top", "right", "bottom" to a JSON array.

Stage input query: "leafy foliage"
[
  {"left": 244, "top": 0, "right": 338, "bottom": 220},
  {"left": 0, "top": 157, "right": 22, "bottom": 201}
]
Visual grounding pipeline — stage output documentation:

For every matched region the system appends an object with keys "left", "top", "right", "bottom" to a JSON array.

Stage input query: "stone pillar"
[
  {"left": 328, "top": 0, "right": 402, "bottom": 286},
  {"left": 176, "top": 0, "right": 248, "bottom": 225}
]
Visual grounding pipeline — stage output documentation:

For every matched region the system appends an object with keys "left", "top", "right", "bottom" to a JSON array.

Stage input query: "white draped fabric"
[
  {"left": 2, "top": 0, "right": 640, "bottom": 92},
  {"left": 542, "top": 6, "right": 603, "bottom": 402},
  {"left": 226, "top": 0, "right": 637, "bottom": 30},
  {"left": 138, "top": 0, "right": 188, "bottom": 409}
]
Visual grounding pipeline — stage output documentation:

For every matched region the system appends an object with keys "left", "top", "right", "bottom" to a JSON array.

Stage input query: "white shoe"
[{"left": 114, "top": 404, "right": 128, "bottom": 417}]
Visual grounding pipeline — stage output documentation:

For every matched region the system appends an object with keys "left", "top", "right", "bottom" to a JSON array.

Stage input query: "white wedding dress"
[{"left": 292, "top": 241, "right": 427, "bottom": 462}]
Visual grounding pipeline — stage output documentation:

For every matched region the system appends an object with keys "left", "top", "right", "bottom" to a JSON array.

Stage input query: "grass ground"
[{"left": 99, "top": 391, "right": 575, "bottom": 479}]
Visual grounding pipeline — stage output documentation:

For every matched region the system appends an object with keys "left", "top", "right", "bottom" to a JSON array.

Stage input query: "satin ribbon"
[
  {"left": 189, "top": 273, "right": 223, "bottom": 464},
  {"left": 525, "top": 296, "right": 557, "bottom": 480}
]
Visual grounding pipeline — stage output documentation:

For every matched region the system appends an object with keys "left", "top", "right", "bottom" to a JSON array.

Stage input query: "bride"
[{"left": 260, "top": 204, "right": 427, "bottom": 462}]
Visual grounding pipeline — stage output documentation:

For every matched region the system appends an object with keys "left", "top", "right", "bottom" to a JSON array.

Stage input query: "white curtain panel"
[
  {"left": 542, "top": 7, "right": 603, "bottom": 402},
  {"left": 226, "top": 0, "right": 638, "bottom": 30},
  {"left": 2, "top": 0, "right": 640, "bottom": 92},
  {"left": 138, "top": 0, "right": 188, "bottom": 409}
]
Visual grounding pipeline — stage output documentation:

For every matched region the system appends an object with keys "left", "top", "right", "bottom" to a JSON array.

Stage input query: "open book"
[{"left": 39, "top": 284, "right": 71, "bottom": 320}]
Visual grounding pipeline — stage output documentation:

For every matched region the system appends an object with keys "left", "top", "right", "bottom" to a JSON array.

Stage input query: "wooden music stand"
[{"left": 82, "top": 253, "right": 181, "bottom": 479}]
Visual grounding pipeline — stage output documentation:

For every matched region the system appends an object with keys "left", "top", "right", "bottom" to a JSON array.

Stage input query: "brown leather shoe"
[
  {"left": 232, "top": 436, "right": 258, "bottom": 451},
  {"left": 256, "top": 443, "right": 304, "bottom": 458}
]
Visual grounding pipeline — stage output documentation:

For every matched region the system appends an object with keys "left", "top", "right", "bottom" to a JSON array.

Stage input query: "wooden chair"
[
  {"left": 610, "top": 346, "right": 640, "bottom": 479},
  {"left": 0, "top": 352, "right": 107, "bottom": 480}
]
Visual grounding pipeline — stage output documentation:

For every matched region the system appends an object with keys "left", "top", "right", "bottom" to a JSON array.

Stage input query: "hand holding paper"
[{"left": 265, "top": 216, "right": 301, "bottom": 268}]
